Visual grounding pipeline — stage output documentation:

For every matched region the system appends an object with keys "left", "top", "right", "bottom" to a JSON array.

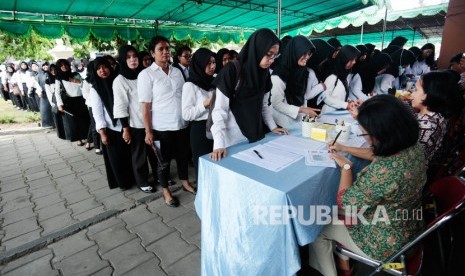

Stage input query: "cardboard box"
[{"left": 310, "top": 123, "right": 334, "bottom": 142}]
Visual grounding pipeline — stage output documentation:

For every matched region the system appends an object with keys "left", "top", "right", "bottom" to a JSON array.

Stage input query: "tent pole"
[
  {"left": 381, "top": 4, "right": 388, "bottom": 50},
  {"left": 360, "top": 23, "right": 364, "bottom": 44},
  {"left": 277, "top": 0, "right": 282, "bottom": 38}
]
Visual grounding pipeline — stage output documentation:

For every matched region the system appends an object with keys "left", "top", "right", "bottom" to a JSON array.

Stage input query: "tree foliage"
[{"left": 0, "top": 30, "right": 54, "bottom": 62}]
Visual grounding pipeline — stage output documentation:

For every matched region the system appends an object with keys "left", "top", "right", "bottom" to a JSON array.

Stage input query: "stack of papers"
[
  {"left": 304, "top": 150, "right": 336, "bottom": 168},
  {"left": 317, "top": 114, "right": 357, "bottom": 127},
  {"left": 231, "top": 144, "right": 302, "bottom": 172}
]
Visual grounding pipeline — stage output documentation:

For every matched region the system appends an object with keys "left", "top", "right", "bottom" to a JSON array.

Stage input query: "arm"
[
  {"left": 54, "top": 80, "right": 64, "bottom": 110},
  {"left": 112, "top": 77, "right": 130, "bottom": 119},
  {"left": 270, "top": 75, "right": 300, "bottom": 119},
  {"left": 379, "top": 74, "right": 394, "bottom": 94},
  {"left": 305, "top": 69, "right": 326, "bottom": 100},
  {"left": 323, "top": 75, "right": 349, "bottom": 110},
  {"left": 45, "top": 84, "right": 55, "bottom": 106},
  {"left": 348, "top": 73, "right": 369, "bottom": 101},
  {"left": 89, "top": 87, "right": 109, "bottom": 145},
  {"left": 263, "top": 91, "right": 288, "bottom": 134},
  {"left": 327, "top": 141, "right": 375, "bottom": 161},
  {"left": 210, "top": 89, "right": 230, "bottom": 160},
  {"left": 182, "top": 82, "right": 208, "bottom": 121},
  {"left": 137, "top": 70, "right": 154, "bottom": 145}
]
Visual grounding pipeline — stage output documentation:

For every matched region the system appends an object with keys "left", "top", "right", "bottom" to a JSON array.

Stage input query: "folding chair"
[{"left": 335, "top": 176, "right": 465, "bottom": 276}]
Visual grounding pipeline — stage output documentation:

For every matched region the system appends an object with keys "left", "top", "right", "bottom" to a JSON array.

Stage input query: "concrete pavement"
[{"left": 0, "top": 131, "right": 201, "bottom": 275}]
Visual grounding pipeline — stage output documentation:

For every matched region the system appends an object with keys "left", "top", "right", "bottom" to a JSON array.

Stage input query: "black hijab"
[
  {"left": 386, "top": 49, "right": 416, "bottom": 78},
  {"left": 55, "top": 59, "right": 74, "bottom": 81},
  {"left": 353, "top": 45, "right": 368, "bottom": 74},
  {"left": 358, "top": 53, "right": 392, "bottom": 95},
  {"left": 215, "top": 48, "right": 230, "bottom": 74},
  {"left": 408, "top": 47, "right": 422, "bottom": 60},
  {"left": 418, "top": 43, "right": 435, "bottom": 67},
  {"left": 307, "top": 39, "right": 334, "bottom": 81},
  {"left": 388, "top": 36, "right": 408, "bottom": 48},
  {"left": 273, "top": 35, "right": 314, "bottom": 106},
  {"left": 91, "top": 57, "right": 119, "bottom": 126},
  {"left": 118, "top": 45, "right": 141, "bottom": 80},
  {"left": 45, "top": 64, "right": 57, "bottom": 85},
  {"left": 326, "top": 45, "right": 360, "bottom": 97},
  {"left": 19, "top": 61, "right": 29, "bottom": 73},
  {"left": 188, "top": 48, "right": 215, "bottom": 91},
  {"left": 213, "top": 28, "right": 280, "bottom": 143},
  {"left": 327, "top": 38, "right": 342, "bottom": 50}
]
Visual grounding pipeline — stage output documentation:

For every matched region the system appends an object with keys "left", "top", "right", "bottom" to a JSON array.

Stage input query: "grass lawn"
[{"left": 0, "top": 98, "right": 41, "bottom": 124}]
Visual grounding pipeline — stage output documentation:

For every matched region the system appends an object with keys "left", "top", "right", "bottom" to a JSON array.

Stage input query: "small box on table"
[{"left": 310, "top": 123, "right": 334, "bottom": 142}]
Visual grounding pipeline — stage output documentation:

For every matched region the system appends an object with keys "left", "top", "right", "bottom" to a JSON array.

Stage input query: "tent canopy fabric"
[{"left": 0, "top": 0, "right": 373, "bottom": 42}]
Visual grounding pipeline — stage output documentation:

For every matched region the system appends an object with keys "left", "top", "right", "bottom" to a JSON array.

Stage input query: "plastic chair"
[{"left": 335, "top": 176, "right": 465, "bottom": 276}]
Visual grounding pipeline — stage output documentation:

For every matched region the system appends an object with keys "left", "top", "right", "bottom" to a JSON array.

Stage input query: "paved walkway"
[{"left": 0, "top": 131, "right": 201, "bottom": 275}]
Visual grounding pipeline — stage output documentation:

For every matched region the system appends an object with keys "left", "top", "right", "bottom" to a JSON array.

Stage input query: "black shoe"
[
  {"left": 182, "top": 186, "right": 197, "bottom": 195},
  {"left": 138, "top": 186, "right": 156, "bottom": 193},
  {"left": 165, "top": 197, "right": 179, "bottom": 208}
]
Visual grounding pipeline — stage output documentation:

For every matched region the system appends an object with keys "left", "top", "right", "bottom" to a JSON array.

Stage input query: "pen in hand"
[
  {"left": 328, "top": 130, "right": 343, "bottom": 153},
  {"left": 253, "top": 150, "right": 263, "bottom": 159}
]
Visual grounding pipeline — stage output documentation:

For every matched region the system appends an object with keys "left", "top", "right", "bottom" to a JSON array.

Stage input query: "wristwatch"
[{"left": 342, "top": 163, "right": 352, "bottom": 171}]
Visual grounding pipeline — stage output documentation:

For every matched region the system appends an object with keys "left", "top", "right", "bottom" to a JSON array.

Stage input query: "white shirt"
[
  {"left": 81, "top": 79, "right": 92, "bottom": 107},
  {"left": 90, "top": 87, "right": 122, "bottom": 132},
  {"left": 211, "top": 89, "right": 277, "bottom": 150},
  {"left": 347, "top": 73, "right": 369, "bottom": 101},
  {"left": 181, "top": 82, "right": 213, "bottom": 121},
  {"left": 411, "top": 60, "right": 430, "bottom": 76},
  {"left": 373, "top": 74, "right": 396, "bottom": 95},
  {"left": 321, "top": 74, "right": 349, "bottom": 114},
  {"left": 271, "top": 69, "right": 325, "bottom": 128},
  {"left": 45, "top": 83, "right": 56, "bottom": 107},
  {"left": 113, "top": 75, "right": 144, "bottom": 129},
  {"left": 137, "top": 63, "right": 188, "bottom": 131}
]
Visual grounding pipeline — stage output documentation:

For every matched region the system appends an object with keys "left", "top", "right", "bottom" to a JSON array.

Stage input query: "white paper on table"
[
  {"left": 304, "top": 150, "right": 337, "bottom": 168},
  {"left": 265, "top": 135, "right": 326, "bottom": 156},
  {"left": 232, "top": 144, "right": 303, "bottom": 172}
]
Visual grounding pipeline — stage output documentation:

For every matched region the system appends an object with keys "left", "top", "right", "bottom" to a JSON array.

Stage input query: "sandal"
[
  {"left": 165, "top": 197, "right": 179, "bottom": 208},
  {"left": 138, "top": 186, "right": 156, "bottom": 193},
  {"left": 85, "top": 143, "right": 93, "bottom": 151},
  {"left": 182, "top": 186, "right": 197, "bottom": 195},
  {"left": 77, "top": 141, "right": 84, "bottom": 146},
  {"left": 95, "top": 149, "right": 102, "bottom": 155}
]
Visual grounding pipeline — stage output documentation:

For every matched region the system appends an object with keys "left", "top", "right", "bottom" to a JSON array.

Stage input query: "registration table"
[{"left": 195, "top": 112, "right": 365, "bottom": 276}]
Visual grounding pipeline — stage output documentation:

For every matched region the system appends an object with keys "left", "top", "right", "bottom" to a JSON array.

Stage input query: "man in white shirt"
[
  {"left": 138, "top": 36, "right": 196, "bottom": 207},
  {"left": 173, "top": 45, "right": 192, "bottom": 81}
]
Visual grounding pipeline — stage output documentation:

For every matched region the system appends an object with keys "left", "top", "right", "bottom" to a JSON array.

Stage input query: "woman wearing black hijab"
[
  {"left": 182, "top": 48, "right": 216, "bottom": 181},
  {"left": 411, "top": 43, "right": 435, "bottom": 76},
  {"left": 210, "top": 28, "right": 288, "bottom": 161},
  {"left": 327, "top": 38, "right": 342, "bottom": 59},
  {"left": 306, "top": 39, "right": 335, "bottom": 82},
  {"left": 90, "top": 57, "right": 134, "bottom": 190},
  {"left": 113, "top": 45, "right": 157, "bottom": 193},
  {"left": 45, "top": 64, "right": 66, "bottom": 140},
  {"left": 55, "top": 58, "right": 90, "bottom": 145},
  {"left": 319, "top": 45, "right": 360, "bottom": 114},
  {"left": 358, "top": 53, "right": 392, "bottom": 95},
  {"left": 214, "top": 48, "right": 230, "bottom": 74},
  {"left": 374, "top": 48, "right": 416, "bottom": 94},
  {"left": 271, "top": 35, "right": 322, "bottom": 128}
]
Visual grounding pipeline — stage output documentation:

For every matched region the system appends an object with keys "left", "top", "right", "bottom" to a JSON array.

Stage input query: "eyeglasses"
[
  {"left": 356, "top": 133, "right": 369, "bottom": 137},
  {"left": 181, "top": 54, "right": 192, "bottom": 59},
  {"left": 265, "top": 52, "right": 281, "bottom": 60}
]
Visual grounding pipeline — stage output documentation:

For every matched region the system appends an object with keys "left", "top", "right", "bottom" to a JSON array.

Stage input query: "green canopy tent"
[{"left": 0, "top": 0, "right": 375, "bottom": 43}]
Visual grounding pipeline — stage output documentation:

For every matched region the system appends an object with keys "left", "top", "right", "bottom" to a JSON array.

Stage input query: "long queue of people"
[{"left": 1, "top": 29, "right": 465, "bottom": 274}]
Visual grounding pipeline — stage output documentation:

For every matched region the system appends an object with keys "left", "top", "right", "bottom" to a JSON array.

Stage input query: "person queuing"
[
  {"left": 139, "top": 51, "right": 153, "bottom": 68},
  {"left": 311, "top": 95, "right": 426, "bottom": 276},
  {"left": 113, "top": 45, "right": 158, "bottom": 193},
  {"left": 55, "top": 58, "right": 90, "bottom": 146},
  {"left": 358, "top": 53, "right": 392, "bottom": 96},
  {"left": 210, "top": 28, "right": 288, "bottom": 161},
  {"left": 373, "top": 48, "right": 415, "bottom": 95},
  {"left": 318, "top": 45, "right": 360, "bottom": 114},
  {"left": 138, "top": 36, "right": 196, "bottom": 208},
  {"left": 90, "top": 57, "right": 135, "bottom": 190},
  {"left": 11, "top": 61, "right": 33, "bottom": 111},
  {"left": 81, "top": 61, "right": 102, "bottom": 154},
  {"left": 45, "top": 64, "right": 67, "bottom": 140},
  {"left": 271, "top": 35, "right": 322, "bottom": 128},
  {"left": 2, "top": 64, "right": 23, "bottom": 110},
  {"left": 182, "top": 48, "right": 216, "bottom": 182},
  {"left": 29, "top": 61, "right": 42, "bottom": 112},
  {"left": 410, "top": 43, "right": 435, "bottom": 76},
  {"left": 347, "top": 45, "right": 370, "bottom": 101},
  {"left": 37, "top": 62, "right": 55, "bottom": 129},
  {"left": 449, "top": 52, "right": 465, "bottom": 91},
  {"left": 214, "top": 48, "right": 230, "bottom": 74},
  {"left": 173, "top": 45, "right": 192, "bottom": 81}
]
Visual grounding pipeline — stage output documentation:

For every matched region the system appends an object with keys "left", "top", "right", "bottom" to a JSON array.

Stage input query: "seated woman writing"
[{"left": 309, "top": 95, "right": 426, "bottom": 276}]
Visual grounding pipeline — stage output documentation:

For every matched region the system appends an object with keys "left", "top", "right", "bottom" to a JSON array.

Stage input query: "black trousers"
[
  {"left": 190, "top": 120, "right": 213, "bottom": 182},
  {"left": 154, "top": 127, "right": 190, "bottom": 188},
  {"left": 130, "top": 128, "right": 158, "bottom": 187},
  {"left": 86, "top": 108, "right": 101, "bottom": 149},
  {"left": 101, "top": 128, "right": 135, "bottom": 189}
]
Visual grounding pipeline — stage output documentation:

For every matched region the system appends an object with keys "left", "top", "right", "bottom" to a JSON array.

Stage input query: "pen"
[
  {"left": 253, "top": 150, "right": 263, "bottom": 159},
  {"left": 328, "top": 130, "right": 343, "bottom": 153}
]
